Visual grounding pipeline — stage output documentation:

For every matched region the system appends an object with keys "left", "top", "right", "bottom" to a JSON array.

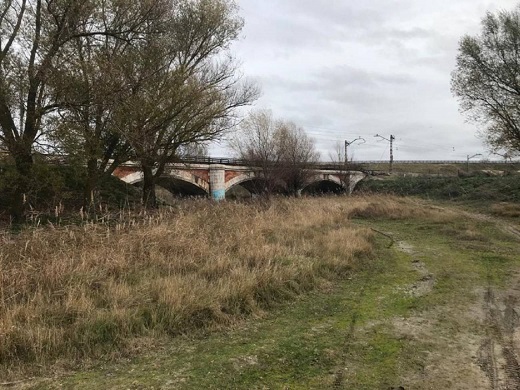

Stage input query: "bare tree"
[
  {"left": 178, "top": 142, "right": 209, "bottom": 159},
  {"left": 451, "top": 6, "right": 520, "bottom": 159},
  {"left": 276, "top": 121, "right": 319, "bottom": 196},
  {"left": 229, "top": 109, "right": 282, "bottom": 196},
  {"left": 230, "top": 110, "right": 319, "bottom": 197}
]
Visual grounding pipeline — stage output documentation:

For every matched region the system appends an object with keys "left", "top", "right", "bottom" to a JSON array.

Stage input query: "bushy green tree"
[
  {"left": 114, "top": 0, "right": 258, "bottom": 207},
  {"left": 0, "top": 0, "right": 160, "bottom": 219},
  {"left": 452, "top": 6, "right": 520, "bottom": 158}
]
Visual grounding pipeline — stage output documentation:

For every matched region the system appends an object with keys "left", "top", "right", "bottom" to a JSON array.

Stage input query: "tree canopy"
[
  {"left": 0, "top": 0, "right": 257, "bottom": 216},
  {"left": 452, "top": 6, "right": 520, "bottom": 157}
]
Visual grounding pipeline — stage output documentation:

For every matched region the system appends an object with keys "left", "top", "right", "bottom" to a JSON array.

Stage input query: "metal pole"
[
  {"left": 374, "top": 134, "right": 395, "bottom": 173},
  {"left": 344, "top": 137, "right": 365, "bottom": 167},
  {"left": 390, "top": 135, "right": 395, "bottom": 173}
]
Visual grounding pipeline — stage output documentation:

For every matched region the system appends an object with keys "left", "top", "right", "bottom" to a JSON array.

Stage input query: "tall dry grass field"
[{"left": 0, "top": 196, "right": 445, "bottom": 375}]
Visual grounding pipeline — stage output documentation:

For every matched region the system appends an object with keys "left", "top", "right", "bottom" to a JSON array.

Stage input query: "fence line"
[
  {"left": 1, "top": 152, "right": 519, "bottom": 167},
  {"left": 352, "top": 160, "right": 520, "bottom": 165}
]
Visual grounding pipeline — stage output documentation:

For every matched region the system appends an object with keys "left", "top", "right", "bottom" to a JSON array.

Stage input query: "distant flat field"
[{"left": 359, "top": 162, "right": 520, "bottom": 175}]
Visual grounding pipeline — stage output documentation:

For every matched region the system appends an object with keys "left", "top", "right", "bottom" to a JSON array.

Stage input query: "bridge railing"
[
  {"left": 354, "top": 160, "right": 520, "bottom": 164},
  {"left": 176, "top": 157, "right": 520, "bottom": 166},
  {"left": 2, "top": 151, "right": 519, "bottom": 167}
]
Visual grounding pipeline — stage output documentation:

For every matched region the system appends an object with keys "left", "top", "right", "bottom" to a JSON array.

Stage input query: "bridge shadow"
[
  {"left": 125, "top": 176, "right": 351, "bottom": 200},
  {"left": 302, "top": 180, "right": 346, "bottom": 196},
  {"left": 132, "top": 177, "right": 208, "bottom": 201},
  {"left": 157, "top": 177, "right": 207, "bottom": 197},
  {"left": 227, "top": 178, "right": 269, "bottom": 199}
]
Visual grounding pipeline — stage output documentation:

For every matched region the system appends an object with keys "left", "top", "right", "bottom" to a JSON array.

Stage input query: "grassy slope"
[
  {"left": 360, "top": 162, "right": 520, "bottom": 175},
  {"left": 357, "top": 174, "right": 520, "bottom": 202},
  {"left": 21, "top": 198, "right": 520, "bottom": 389},
  {"left": 29, "top": 234, "right": 417, "bottom": 389}
]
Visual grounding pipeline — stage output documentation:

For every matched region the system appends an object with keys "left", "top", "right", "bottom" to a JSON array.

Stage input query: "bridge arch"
[
  {"left": 121, "top": 171, "right": 144, "bottom": 185},
  {"left": 225, "top": 173, "right": 290, "bottom": 196},
  {"left": 304, "top": 174, "right": 344, "bottom": 188},
  {"left": 302, "top": 174, "right": 347, "bottom": 195},
  {"left": 120, "top": 171, "right": 209, "bottom": 197},
  {"left": 226, "top": 172, "right": 259, "bottom": 192}
]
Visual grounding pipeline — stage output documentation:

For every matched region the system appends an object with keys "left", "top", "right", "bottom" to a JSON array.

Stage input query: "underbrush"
[
  {"left": 357, "top": 174, "right": 520, "bottom": 204},
  {"left": 0, "top": 196, "right": 454, "bottom": 377},
  {"left": 0, "top": 163, "right": 142, "bottom": 225}
]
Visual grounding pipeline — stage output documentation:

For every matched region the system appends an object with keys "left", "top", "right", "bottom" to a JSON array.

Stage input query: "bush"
[{"left": 356, "top": 174, "right": 520, "bottom": 203}]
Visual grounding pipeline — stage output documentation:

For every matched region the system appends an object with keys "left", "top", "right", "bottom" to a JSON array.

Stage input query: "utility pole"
[
  {"left": 344, "top": 137, "right": 366, "bottom": 165},
  {"left": 374, "top": 134, "right": 396, "bottom": 173}
]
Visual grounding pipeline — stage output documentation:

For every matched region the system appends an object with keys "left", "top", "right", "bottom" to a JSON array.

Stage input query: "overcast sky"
[{"left": 210, "top": 0, "right": 520, "bottom": 161}]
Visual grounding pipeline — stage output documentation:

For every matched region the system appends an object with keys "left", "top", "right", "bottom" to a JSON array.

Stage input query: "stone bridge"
[{"left": 113, "top": 162, "right": 366, "bottom": 200}]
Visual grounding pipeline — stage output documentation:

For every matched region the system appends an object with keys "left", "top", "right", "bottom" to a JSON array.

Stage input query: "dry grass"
[
  {"left": 491, "top": 202, "right": 520, "bottom": 218},
  {"left": 0, "top": 195, "right": 448, "bottom": 376},
  {"left": 347, "top": 196, "right": 457, "bottom": 222}
]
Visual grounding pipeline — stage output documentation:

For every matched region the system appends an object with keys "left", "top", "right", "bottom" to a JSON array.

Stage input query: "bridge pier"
[{"left": 209, "top": 165, "right": 226, "bottom": 200}]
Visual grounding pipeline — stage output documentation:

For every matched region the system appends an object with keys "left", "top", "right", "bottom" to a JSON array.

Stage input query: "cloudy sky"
[{"left": 211, "top": 0, "right": 520, "bottom": 161}]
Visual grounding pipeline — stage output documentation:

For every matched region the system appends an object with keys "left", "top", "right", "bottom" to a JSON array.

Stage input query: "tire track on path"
[{"left": 453, "top": 207, "right": 520, "bottom": 389}]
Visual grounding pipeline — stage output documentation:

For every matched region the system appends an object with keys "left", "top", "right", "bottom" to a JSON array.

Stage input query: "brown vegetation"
[
  {"left": 491, "top": 202, "right": 520, "bottom": 218},
  {"left": 0, "top": 196, "right": 456, "bottom": 377},
  {"left": 347, "top": 197, "right": 457, "bottom": 221}
]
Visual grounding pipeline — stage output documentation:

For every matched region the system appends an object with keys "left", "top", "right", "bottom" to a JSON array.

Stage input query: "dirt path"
[
  {"left": 390, "top": 239, "right": 486, "bottom": 389},
  {"left": 429, "top": 204, "right": 520, "bottom": 241},
  {"left": 414, "top": 207, "right": 520, "bottom": 389},
  {"left": 478, "top": 284, "right": 520, "bottom": 389},
  {"left": 448, "top": 208, "right": 520, "bottom": 389},
  {"left": 363, "top": 209, "right": 520, "bottom": 390},
  {"left": 477, "top": 256, "right": 520, "bottom": 390},
  {"left": 463, "top": 211, "right": 520, "bottom": 241}
]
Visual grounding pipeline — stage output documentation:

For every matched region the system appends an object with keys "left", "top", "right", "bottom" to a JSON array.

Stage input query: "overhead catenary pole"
[
  {"left": 344, "top": 136, "right": 366, "bottom": 165},
  {"left": 374, "top": 134, "right": 396, "bottom": 173}
]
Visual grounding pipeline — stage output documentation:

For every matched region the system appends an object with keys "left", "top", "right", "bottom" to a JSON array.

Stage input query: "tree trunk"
[
  {"left": 11, "top": 148, "right": 34, "bottom": 222},
  {"left": 142, "top": 164, "right": 157, "bottom": 208},
  {"left": 83, "top": 158, "right": 99, "bottom": 212}
]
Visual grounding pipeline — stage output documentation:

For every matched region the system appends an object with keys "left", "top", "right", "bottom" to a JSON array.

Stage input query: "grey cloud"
[
  {"left": 280, "top": 0, "right": 388, "bottom": 31},
  {"left": 238, "top": 1, "right": 391, "bottom": 51},
  {"left": 215, "top": 0, "right": 520, "bottom": 160},
  {"left": 258, "top": 65, "right": 415, "bottom": 94},
  {"left": 266, "top": 65, "right": 417, "bottom": 118}
]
